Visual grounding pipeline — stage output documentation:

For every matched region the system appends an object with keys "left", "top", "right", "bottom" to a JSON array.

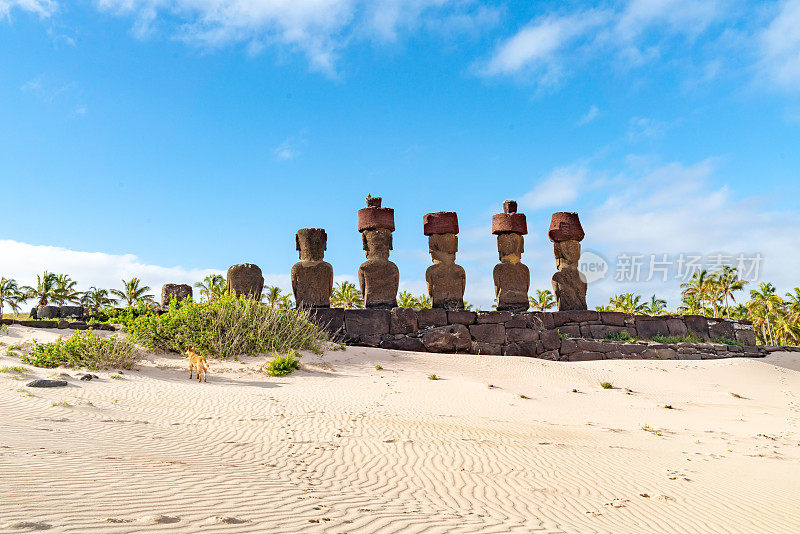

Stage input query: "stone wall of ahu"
[{"left": 306, "top": 308, "right": 776, "bottom": 361}]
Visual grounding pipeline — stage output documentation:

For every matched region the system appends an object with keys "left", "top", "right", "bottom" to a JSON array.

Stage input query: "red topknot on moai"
[
  {"left": 491, "top": 200, "right": 530, "bottom": 312},
  {"left": 358, "top": 195, "right": 399, "bottom": 308},
  {"left": 549, "top": 212, "right": 587, "bottom": 311}
]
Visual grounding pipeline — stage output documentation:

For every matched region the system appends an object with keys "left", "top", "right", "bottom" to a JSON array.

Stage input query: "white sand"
[{"left": 1, "top": 324, "right": 799, "bottom": 533}]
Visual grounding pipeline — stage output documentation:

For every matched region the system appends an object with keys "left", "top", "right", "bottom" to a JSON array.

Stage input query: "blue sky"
[{"left": 1, "top": 0, "right": 799, "bottom": 309}]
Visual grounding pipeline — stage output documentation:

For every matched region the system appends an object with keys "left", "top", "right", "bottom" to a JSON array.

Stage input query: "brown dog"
[{"left": 186, "top": 347, "right": 208, "bottom": 382}]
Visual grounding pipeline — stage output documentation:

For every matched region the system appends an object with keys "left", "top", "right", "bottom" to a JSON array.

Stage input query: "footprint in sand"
[
  {"left": 107, "top": 515, "right": 180, "bottom": 525},
  {"left": 2, "top": 521, "right": 52, "bottom": 531},
  {"left": 204, "top": 516, "right": 249, "bottom": 525}
]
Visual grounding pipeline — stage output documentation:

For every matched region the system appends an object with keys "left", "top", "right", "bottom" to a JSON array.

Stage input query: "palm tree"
[
  {"left": 110, "top": 278, "right": 155, "bottom": 307},
  {"left": 22, "top": 271, "right": 58, "bottom": 306},
  {"left": 642, "top": 294, "right": 667, "bottom": 316},
  {"left": 529, "top": 289, "right": 556, "bottom": 311},
  {"left": 263, "top": 286, "right": 283, "bottom": 307},
  {"left": 330, "top": 281, "right": 363, "bottom": 309},
  {"left": 82, "top": 287, "right": 117, "bottom": 311},
  {"left": 746, "top": 282, "right": 783, "bottom": 346},
  {"left": 714, "top": 266, "right": 747, "bottom": 318},
  {"left": 729, "top": 303, "right": 750, "bottom": 321},
  {"left": 195, "top": 274, "right": 226, "bottom": 302},
  {"left": 397, "top": 291, "right": 417, "bottom": 308},
  {"left": 415, "top": 294, "right": 432, "bottom": 309},
  {"left": 609, "top": 293, "right": 646, "bottom": 314},
  {"left": 678, "top": 294, "right": 703, "bottom": 315},
  {"left": 0, "top": 277, "right": 25, "bottom": 319},
  {"left": 52, "top": 274, "right": 81, "bottom": 306},
  {"left": 278, "top": 294, "right": 294, "bottom": 309},
  {"left": 681, "top": 270, "right": 713, "bottom": 316}
]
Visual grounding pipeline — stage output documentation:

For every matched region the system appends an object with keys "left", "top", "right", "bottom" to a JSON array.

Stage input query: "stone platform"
[{"left": 308, "top": 308, "right": 797, "bottom": 361}]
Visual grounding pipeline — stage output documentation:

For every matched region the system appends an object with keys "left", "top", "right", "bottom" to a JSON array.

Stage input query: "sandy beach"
[{"left": 1, "top": 324, "right": 799, "bottom": 533}]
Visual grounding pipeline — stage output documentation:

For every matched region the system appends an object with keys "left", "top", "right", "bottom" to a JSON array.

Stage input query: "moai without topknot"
[
  {"left": 357, "top": 195, "right": 399, "bottom": 309},
  {"left": 492, "top": 200, "right": 530, "bottom": 312},
  {"left": 227, "top": 263, "right": 264, "bottom": 300},
  {"left": 549, "top": 212, "right": 588, "bottom": 311},
  {"left": 291, "top": 228, "right": 334, "bottom": 308},
  {"left": 423, "top": 211, "right": 466, "bottom": 310}
]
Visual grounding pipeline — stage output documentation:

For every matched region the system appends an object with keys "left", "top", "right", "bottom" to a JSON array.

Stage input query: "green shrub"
[
  {"left": 22, "top": 331, "right": 139, "bottom": 370},
  {"left": 90, "top": 301, "right": 159, "bottom": 326},
  {"left": 263, "top": 351, "right": 301, "bottom": 376},
  {"left": 711, "top": 336, "right": 743, "bottom": 346},
  {"left": 605, "top": 330, "right": 633, "bottom": 341},
  {"left": 651, "top": 333, "right": 703, "bottom": 344},
  {"left": 600, "top": 381, "right": 613, "bottom": 389},
  {"left": 122, "top": 295, "right": 327, "bottom": 359}
]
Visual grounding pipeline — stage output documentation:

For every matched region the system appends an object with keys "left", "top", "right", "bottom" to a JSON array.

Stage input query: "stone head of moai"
[
  {"left": 491, "top": 200, "right": 530, "bottom": 311},
  {"left": 423, "top": 211, "right": 466, "bottom": 310},
  {"left": 296, "top": 228, "right": 327, "bottom": 262},
  {"left": 291, "top": 228, "right": 334, "bottom": 308},
  {"left": 357, "top": 195, "right": 399, "bottom": 308},
  {"left": 549, "top": 212, "right": 588, "bottom": 311},
  {"left": 227, "top": 263, "right": 264, "bottom": 301}
]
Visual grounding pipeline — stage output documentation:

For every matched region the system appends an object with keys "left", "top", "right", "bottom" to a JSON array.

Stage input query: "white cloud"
[
  {"left": 481, "top": 10, "right": 608, "bottom": 80},
  {"left": 616, "top": 0, "right": 723, "bottom": 41},
  {"left": 0, "top": 0, "right": 56, "bottom": 18},
  {"left": 273, "top": 135, "right": 304, "bottom": 161},
  {"left": 577, "top": 105, "right": 600, "bottom": 126},
  {"left": 94, "top": 0, "right": 496, "bottom": 75},
  {"left": 627, "top": 116, "right": 670, "bottom": 140},
  {"left": 520, "top": 167, "right": 586, "bottom": 211},
  {"left": 759, "top": 0, "right": 800, "bottom": 90},
  {"left": 0, "top": 240, "right": 292, "bottom": 305}
]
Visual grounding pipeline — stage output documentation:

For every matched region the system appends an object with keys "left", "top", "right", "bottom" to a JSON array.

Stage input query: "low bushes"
[
  {"left": 22, "top": 331, "right": 139, "bottom": 370},
  {"left": 123, "top": 296, "right": 327, "bottom": 359},
  {"left": 263, "top": 351, "right": 301, "bottom": 376}
]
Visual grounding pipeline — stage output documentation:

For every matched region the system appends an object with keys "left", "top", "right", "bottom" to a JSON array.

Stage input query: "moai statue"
[
  {"left": 423, "top": 211, "right": 466, "bottom": 310},
  {"left": 291, "top": 228, "right": 334, "bottom": 308},
  {"left": 227, "top": 263, "right": 264, "bottom": 300},
  {"left": 549, "top": 212, "right": 588, "bottom": 311},
  {"left": 357, "top": 195, "right": 399, "bottom": 309},
  {"left": 161, "top": 283, "right": 192, "bottom": 306},
  {"left": 492, "top": 200, "right": 530, "bottom": 312}
]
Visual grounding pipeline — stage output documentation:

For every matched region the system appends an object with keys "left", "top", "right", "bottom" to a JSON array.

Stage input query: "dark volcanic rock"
[
  {"left": 27, "top": 379, "right": 68, "bottom": 388},
  {"left": 422, "top": 324, "right": 471, "bottom": 353}
]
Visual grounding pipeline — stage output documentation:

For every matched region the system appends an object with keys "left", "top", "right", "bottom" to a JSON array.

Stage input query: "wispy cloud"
[
  {"left": 94, "top": 0, "right": 499, "bottom": 76},
  {"left": 0, "top": 0, "right": 56, "bottom": 19},
  {"left": 520, "top": 167, "right": 587, "bottom": 211},
  {"left": 273, "top": 134, "right": 305, "bottom": 161},
  {"left": 577, "top": 105, "right": 601, "bottom": 126},
  {"left": 20, "top": 75, "right": 76, "bottom": 103},
  {"left": 758, "top": 0, "right": 800, "bottom": 91}
]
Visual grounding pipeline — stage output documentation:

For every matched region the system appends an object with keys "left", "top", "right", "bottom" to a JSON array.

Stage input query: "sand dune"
[{"left": 1, "top": 325, "right": 799, "bottom": 533}]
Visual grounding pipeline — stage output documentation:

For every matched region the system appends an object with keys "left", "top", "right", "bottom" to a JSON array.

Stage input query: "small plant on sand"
[
  {"left": 16, "top": 387, "right": 33, "bottom": 397},
  {"left": 664, "top": 404, "right": 674, "bottom": 409},
  {"left": 263, "top": 351, "right": 301, "bottom": 376},
  {"left": 0, "top": 366, "right": 27, "bottom": 375},
  {"left": 487, "top": 384, "right": 494, "bottom": 388},
  {"left": 641, "top": 424, "right": 663, "bottom": 436},
  {"left": 51, "top": 401, "right": 70, "bottom": 407},
  {"left": 600, "top": 381, "right": 613, "bottom": 389},
  {"left": 375, "top": 364, "right": 383, "bottom": 370},
  {"left": 730, "top": 392, "right": 743, "bottom": 399},
  {"left": 427, "top": 374, "right": 439, "bottom": 380},
  {"left": 519, "top": 394, "right": 529, "bottom": 399},
  {"left": 605, "top": 330, "right": 633, "bottom": 342},
  {"left": 572, "top": 388, "right": 578, "bottom": 393},
  {"left": 22, "top": 331, "right": 139, "bottom": 370},
  {"left": 110, "top": 374, "right": 123, "bottom": 379}
]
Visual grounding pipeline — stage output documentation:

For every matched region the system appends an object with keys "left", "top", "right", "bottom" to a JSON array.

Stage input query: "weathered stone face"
[
  {"left": 358, "top": 228, "right": 398, "bottom": 308},
  {"left": 291, "top": 228, "right": 333, "bottom": 308},
  {"left": 553, "top": 240, "right": 581, "bottom": 269},
  {"left": 426, "top": 232, "right": 465, "bottom": 310},
  {"left": 497, "top": 233, "right": 524, "bottom": 263},
  {"left": 362, "top": 228, "right": 392, "bottom": 261},
  {"left": 161, "top": 284, "right": 193, "bottom": 306},
  {"left": 551, "top": 269, "right": 587, "bottom": 311},
  {"left": 296, "top": 228, "right": 327, "bottom": 262},
  {"left": 227, "top": 264, "right": 264, "bottom": 300}
]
